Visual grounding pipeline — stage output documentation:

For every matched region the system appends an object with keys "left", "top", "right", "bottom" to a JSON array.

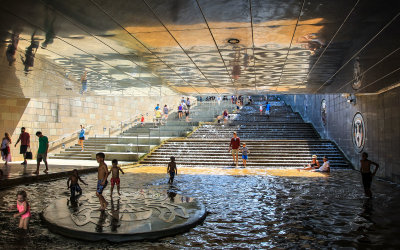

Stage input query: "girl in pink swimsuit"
[{"left": 12, "top": 190, "right": 31, "bottom": 230}]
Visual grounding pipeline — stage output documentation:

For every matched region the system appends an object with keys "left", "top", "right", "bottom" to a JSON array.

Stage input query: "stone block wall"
[
  {"left": 1, "top": 95, "right": 186, "bottom": 161},
  {"left": 282, "top": 87, "right": 400, "bottom": 183}
]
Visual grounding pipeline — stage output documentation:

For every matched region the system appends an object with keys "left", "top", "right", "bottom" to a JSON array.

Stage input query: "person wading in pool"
[
  {"left": 360, "top": 152, "right": 379, "bottom": 198},
  {"left": 229, "top": 132, "right": 240, "bottom": 167}
]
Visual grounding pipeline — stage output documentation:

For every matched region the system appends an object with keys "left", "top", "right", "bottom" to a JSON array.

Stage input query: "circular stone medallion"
[
  {"left": 42, "top": 190, "right": 206, "bottom": 242},
  {"left": 352, "top": 112, "right": 366, "bottom": 152}
]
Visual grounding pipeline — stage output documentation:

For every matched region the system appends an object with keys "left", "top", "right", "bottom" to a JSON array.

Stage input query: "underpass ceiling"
[{"left": 0, "top": 0, "right": 399, "bottom": 97}]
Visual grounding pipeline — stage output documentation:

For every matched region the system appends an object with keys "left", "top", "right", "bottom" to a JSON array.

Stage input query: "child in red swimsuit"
[
  {"left": 109, "top": 159, "right": 124, "bottom": 196},
  {"left": 10, "top": 190, "right": 31, "bottom": 230}
]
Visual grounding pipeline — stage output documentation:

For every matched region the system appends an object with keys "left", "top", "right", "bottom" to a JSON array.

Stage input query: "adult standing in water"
[
  {"left": 360, "top": 152, "right": 379, "bottom": 198},
  {"left": 35, "top": 131, "right": 49, "bottom": 174},
  {"left": 78, "top": 125, "right": 85, "bottom": 152},
  {"left": 15, "top": 127, "right": 30, "bottom": 165},
  {"left": 229, "top": 132, "right": 240, "bottom": 167}
]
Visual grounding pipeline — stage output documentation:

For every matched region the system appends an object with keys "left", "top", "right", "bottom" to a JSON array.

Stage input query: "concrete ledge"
[
  {"left": 105, "top": 144, "right": 155, "bottom": 153},
  {"left": 0, "top": 167, "right": 98, "bottom": 190},
  {"left": 90, "top": 152, "right": 144, "bottom": 161},
  {"left": 117, "top": 137, "right": 166, "bottom": 144}
]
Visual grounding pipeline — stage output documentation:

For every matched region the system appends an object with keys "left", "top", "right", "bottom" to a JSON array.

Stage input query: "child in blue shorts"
[{"left": 241, "top": 143, "right": 249, "bottom": 168}]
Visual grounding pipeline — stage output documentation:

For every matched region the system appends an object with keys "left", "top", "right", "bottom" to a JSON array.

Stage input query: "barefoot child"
[
  {"left": 240, "top": 143, "right": 249, "bottom": 168},
  {"left": 167, "top": 156, "right": 177, "bottom": 184},
  {"left": 96, "top": 152, "right": 109, "bottom": 210},
  {"left": 10, "top": 190, "right": 31, "bottom": 230},
  {"left": 109, "top": 159, "right": 124, "bottom": 196},
  {"left": 67, "top": 169, "right": 88, "bottom": 199}
]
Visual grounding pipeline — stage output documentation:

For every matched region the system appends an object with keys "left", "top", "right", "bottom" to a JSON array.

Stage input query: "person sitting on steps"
[{"left": 298, "top": 155, "right": 320, "bottom": 171}]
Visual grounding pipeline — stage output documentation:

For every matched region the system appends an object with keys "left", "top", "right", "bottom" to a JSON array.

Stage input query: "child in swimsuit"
[
  {"left": 109, "top": 159, "right": 124, "bottom": 196},
  {"left": 10, "top": 190, "right": 31, "bottom": 230},
  {"left": 167, "top": 156, "right": 178, "bottom": 184},
  {"left": 241, "top": 143, "right": 249, "bottom": 168},
  {"left": 67, "top": 169, "right": 88, "bottom": 200}
]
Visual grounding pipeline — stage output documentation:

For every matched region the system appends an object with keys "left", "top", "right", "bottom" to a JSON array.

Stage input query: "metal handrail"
[{"left": 105, "top": 116, "right": 140, "bottom": 137}]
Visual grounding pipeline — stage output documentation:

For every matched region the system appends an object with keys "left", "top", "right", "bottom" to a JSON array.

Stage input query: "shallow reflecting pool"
[{"left": 0, "top": 167, "right": 399, "bottom": 249}]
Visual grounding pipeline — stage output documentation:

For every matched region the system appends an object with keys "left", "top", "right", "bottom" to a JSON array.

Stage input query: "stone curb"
[{"left": 0, "top": 162, "right": 136, "bottom": 190}]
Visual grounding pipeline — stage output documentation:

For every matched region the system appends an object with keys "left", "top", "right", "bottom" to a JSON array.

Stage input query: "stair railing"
[{"left": 90, "top": 116, "right": 139, "bottom": 138}]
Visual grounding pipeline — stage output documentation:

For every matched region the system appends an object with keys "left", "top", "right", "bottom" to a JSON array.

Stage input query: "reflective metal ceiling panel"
[{"left": 0, "top": 0, "right": 399, "bottom": 97}]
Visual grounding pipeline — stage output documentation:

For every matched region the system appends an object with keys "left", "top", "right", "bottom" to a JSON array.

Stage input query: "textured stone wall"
[
  {"left": 282, "top": 87, "right": 400, "bottom": 182},
  {"left": 1, "top": 95, "right": 185, "bottom": 161}
]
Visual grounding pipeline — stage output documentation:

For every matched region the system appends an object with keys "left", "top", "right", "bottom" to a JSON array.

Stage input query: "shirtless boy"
[
  {"left": 360, "top": 152, "right": 379, "bottom": 198},
  {"left": 96, "top": 152, "right": 109, "bottom": 210},
  {"left": 167, "top": 156, "right": 177, "bottom": 184},
  {"left": 109, "top": 159, "right": 124, "bottom": 196},
  {"left": 67, "top": 169, "right": 87, "bottom": 199}
]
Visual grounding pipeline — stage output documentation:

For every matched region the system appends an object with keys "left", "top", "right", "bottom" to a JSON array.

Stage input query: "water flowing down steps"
[
  {"left": 141, "top": 98, "right": 350, "bottom": 168},
  {"left": 140, "top": 139, "right": 349, "bottom": 168}
]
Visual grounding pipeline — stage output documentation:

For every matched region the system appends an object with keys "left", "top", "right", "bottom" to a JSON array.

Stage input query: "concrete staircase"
[
  {"left": 50, "top": 101, "right": 235, "bottom": 162},
  {"left": 190, "top": 123, "right": 319, "bottom": 140},
  {"left": 141, "top": 98, "right": 350, "bottom": 168},
  {"left": 50, "top": 137, "right": 116, "bottom": 160},
  {"left": 140, "top": 139, "right": 349, "bottom": 168}
]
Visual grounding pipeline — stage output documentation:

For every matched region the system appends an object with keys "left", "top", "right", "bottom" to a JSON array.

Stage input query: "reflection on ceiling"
[{"left": 0, "top": 0, "right": 399, "bottom": 97}]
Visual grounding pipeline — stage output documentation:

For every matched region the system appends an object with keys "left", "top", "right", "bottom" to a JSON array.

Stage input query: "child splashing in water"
[
  {"left": 9, "top": 190, "right": 31, "bottom": 230},
  {"left": 167, "top": 156, "right": 178, "bottom": 184}
]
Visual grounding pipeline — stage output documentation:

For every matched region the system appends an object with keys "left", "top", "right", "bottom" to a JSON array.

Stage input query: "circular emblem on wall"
[
  {"left": 352, "top": 112, "right": 366, "bottom": 152},
  {"left": 353, "top": 57, "right": 363, "bottom": 89},
  {"left": 321, "top": 99, "right": 327, "bottom": 126}
]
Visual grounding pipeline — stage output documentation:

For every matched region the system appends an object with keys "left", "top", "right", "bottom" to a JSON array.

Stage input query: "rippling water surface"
[{"left": 0, "top": 168, "right": 399, "bottom": 249}]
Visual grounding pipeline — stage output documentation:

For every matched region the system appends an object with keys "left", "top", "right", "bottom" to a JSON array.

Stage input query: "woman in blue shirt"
[{"left": 78, "top": 125, "right": 85, "bottom": 151}]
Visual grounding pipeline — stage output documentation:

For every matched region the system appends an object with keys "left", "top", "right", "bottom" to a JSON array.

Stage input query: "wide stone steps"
[
  {"left": 141, "top": 162, "right": 349, "bottom": 168},
  {"left": 50, "top": 155, "right": 94, "bottom": 160},
  {"left": 190, "top": 122, "right": 320, "bottom": 139},
  {"left": 190, "top": 134, "right": 319, "bottom": 140},
  {"left": 141, "top": 138, "right": 349, "bottom": 168},
  {"left": 50, "top": 102, "right": 232, "bottom": 161},
  {"left": 151, "top": 150, "right": 342, "bottom": 154},
  {"left": 147, "top": 155, "right": 345, "bottom": 161},
  {"left": 66, "top": 147, "right": 106, "bottom": 151}
]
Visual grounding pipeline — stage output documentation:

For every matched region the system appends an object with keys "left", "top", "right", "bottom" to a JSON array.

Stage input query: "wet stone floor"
[{"left": 0, "top": 167, "right": 400, "bottom": 249}]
